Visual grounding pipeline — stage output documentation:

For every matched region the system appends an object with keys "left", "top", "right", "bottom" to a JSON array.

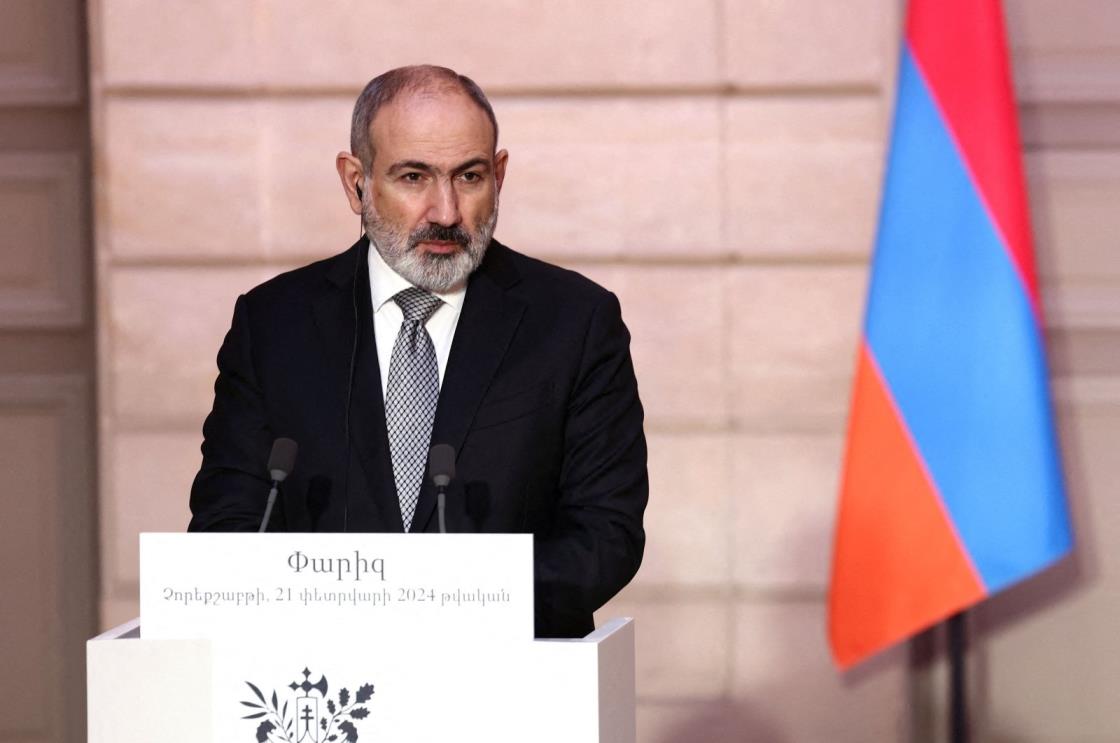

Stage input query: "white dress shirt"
[{"left": 367, "top": 245, "right": 466, "bottom": 394}]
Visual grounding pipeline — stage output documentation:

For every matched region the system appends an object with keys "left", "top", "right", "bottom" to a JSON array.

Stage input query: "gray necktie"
[{"left": 385, "top": 287, "right": 443, "bottom": 531}]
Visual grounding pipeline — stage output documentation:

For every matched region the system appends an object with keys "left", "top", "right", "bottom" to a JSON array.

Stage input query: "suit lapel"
[
  {"left": 313, "top": 237, "right": 403, "bottom": 532},
  {"left": 411, "top": 242, "right": 525, "bottom": 532}
]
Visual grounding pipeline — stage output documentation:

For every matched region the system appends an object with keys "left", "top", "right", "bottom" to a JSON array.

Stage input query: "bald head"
[{"left": 350, "top": 65, "right": 499, "bottom": 173}]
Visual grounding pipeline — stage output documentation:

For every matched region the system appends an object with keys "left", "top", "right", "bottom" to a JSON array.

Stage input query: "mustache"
[{"left": 409, "top": 223, "right": 471, "bottom": 248}]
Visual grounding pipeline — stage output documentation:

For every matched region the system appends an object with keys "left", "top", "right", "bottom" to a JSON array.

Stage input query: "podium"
[{"left": 87, "top": 533, "right": 636, "bottom": 742}]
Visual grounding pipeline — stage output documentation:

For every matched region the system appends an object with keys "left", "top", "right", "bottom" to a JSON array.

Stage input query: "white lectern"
[{"left": 87, "top": 533, "right": 636, "bottom": 742}]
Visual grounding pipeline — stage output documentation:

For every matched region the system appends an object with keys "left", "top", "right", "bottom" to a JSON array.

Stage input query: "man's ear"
[
  {"left": 494, "top": 149, "right": 509, "bottom": 194},
  {"left": 336, "top": 152, "right": 365, "bottom": 215}
]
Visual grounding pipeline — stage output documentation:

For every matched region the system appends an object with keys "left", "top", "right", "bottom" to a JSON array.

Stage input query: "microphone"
[
  {"left": 428, "top": 444, "right": 456, "bottom": 534},
  {"left": 259, "top": 438, "right": 298, "bottom": 532}
]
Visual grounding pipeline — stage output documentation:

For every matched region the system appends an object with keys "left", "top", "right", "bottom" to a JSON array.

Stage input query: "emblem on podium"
[{"left": 240, "top": 667, "right": 374, "bottom": 742}]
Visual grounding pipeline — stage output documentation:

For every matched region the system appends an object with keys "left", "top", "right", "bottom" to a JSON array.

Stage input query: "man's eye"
[
  {"left": 460, "top": 172, "right": 482, "bottom": 183},
  {"left": 402, "top": 172, "right": 423, "bottom": 182}
]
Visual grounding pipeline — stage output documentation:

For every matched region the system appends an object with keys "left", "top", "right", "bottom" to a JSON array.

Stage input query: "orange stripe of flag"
[{"left": 829, "top": 344, "right": 986, "bottom": 668}]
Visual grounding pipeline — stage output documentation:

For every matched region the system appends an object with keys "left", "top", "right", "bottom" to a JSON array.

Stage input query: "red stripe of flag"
[{"left": 907, "top": 0, "right": 1041, "bottom": 316}]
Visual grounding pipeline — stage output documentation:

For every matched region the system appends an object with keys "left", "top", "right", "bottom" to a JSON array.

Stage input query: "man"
[{"left": 188, "top": 65, "right": 648, "bottom": 639}]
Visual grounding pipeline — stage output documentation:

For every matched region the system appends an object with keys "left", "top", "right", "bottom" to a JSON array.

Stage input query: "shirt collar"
[{"left": 367, "top": 239, "right": 467, "bottom": 313}]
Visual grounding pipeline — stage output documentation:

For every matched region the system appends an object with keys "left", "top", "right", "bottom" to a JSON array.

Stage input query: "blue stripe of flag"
[{"left": 864, "top": 47, "right": 1072, "bottom": 593}]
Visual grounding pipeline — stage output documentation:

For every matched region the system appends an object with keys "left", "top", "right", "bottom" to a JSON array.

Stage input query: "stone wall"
[{"left": 88, "top": 1, "right": 1120, "bottom": 740}]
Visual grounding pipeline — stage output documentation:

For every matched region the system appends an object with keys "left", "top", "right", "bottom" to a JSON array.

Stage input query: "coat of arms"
[{"left": 241, "top": 667, "right": 374, "bottom": 742}]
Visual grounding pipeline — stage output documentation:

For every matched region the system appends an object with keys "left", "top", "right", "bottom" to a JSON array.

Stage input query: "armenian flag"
[{"left": 828, "top": 0, "right": 1073, "bottom": 668}]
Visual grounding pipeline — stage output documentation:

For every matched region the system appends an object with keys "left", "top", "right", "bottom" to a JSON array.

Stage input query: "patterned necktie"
[{"left": 385, "top": 287, "right": 443, "bottom": 531}]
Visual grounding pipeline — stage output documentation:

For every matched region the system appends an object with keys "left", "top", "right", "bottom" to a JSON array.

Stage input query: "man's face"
[{"left": 361, "top": 89, "right": 507, "bottom": 293}]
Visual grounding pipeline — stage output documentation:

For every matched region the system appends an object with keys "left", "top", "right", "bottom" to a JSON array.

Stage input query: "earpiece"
[{"left": 355, "top": 183, "right": 364, "bottom": 200}]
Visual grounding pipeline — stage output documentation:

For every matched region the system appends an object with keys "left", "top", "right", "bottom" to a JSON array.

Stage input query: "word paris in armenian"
[{"left": 287, "top": 550, "right": 386, "bottom": 582}]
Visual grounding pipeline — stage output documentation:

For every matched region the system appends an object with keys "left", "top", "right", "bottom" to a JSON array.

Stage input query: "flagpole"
[{"left": 948, "top": 611, "right": 969, "bottom": 743}]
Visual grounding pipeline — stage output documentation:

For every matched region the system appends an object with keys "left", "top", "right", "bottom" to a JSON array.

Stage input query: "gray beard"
[{"left": 363, "top": 202, "right": 497, "bottom": 294}]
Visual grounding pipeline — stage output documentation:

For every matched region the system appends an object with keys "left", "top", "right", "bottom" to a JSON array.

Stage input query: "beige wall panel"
[
  {"left": 1047, "top": 328, "right": 1120, "bottom": 385},
  {"left": 976, "top": 377, "right": 1120, "bottom": 741},
  {"left": 1030, "top": 151, "right": 1120, "bottom": 283},
  {"left": 1043, "top": 282, "right": 1120, "bottom": 342},
  {"left": 732, "top": 602, "right": 907, "bottom": 741},
  {"left": 1007, "top": 0, "right": 1120, "bottom": 101},
  {"left": 104, "top": 430, "right": 200, "bottom": 598},
  {"left": 495, "top": 98, "right": 722, "bottom": 259},
  {"left": 722, "top": 0, "right": 891, "bottom": 88},
  {"left": 0, "top": 0, "right": 82, "bottom": 103},
  {"left": 262, "top": 98, "right": 358, "bottom": 259},
  {"left": 0, "top": 408, "right": 60, "bottom": 739},
  {"left": 1020, "top": 101, "right": 1120, "bottom": 151},
  {"left": 99, "top": 0, "right": 256, "bottom": 88},
  {"left": 980, "top": 586, "right": 1120, "bottom": 742},
  {"left": 0, "top": 152, "right": 86, "bottom": 327},
  {"left": 100, "top": 597, "right": 140, "bottom": 633},
  {"left": 597, "top": 597, "right": 729, "bottom": 700},
  {"left": 644, "top": 696, "right": 876, "bottom": 743},
  {"left": 108, "top": 266, "right": 279, "bottom": 427},
  {"left": 261, "top": 1, "right": 720, "bottom": 90},
  {"left": 0, "top": 375, "right": 90, "bottom": 742},
  {"left": 573, "top": 264, "right": 729, "bottom": 428},
  {"left": 727, "top": 266, "right": 866, "bottom": 432},
  {"left": 640, "top": 433, "right": 731, "bottom": 587},
  {"left": 636, "top": 700, "right": 782, "bottom": 742},
  {"left": 732, "top": 433, "right": 842, "bottom": 590},
  {"left": 1030, "top": 151, "right": 1120, "bottom": 334},
  {"left": 724, "top": 98, "right": 884, "bottom": 258},
  {"left": 102, "top": 99, "right": 263, "bottom": 261}
]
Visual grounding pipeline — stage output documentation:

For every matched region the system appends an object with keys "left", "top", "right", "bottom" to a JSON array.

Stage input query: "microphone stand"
[
  {"left": 437, "top": 486, "right": 447, "bottom": 535},
  {"left": 259, "top": 480, "right": 281, "bottom": 533},
  {"left": 428, "top": 443, "right": 455, "bottom": 535}
]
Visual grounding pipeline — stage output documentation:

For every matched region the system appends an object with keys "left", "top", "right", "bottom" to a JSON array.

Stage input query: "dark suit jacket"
[{"left": 188, "top": 237, "right": 648, "bottom": 638}]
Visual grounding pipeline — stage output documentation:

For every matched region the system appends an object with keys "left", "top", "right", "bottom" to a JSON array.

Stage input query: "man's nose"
[{"left": 426, "top": 178, "right": 461, "bottom": 226}]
